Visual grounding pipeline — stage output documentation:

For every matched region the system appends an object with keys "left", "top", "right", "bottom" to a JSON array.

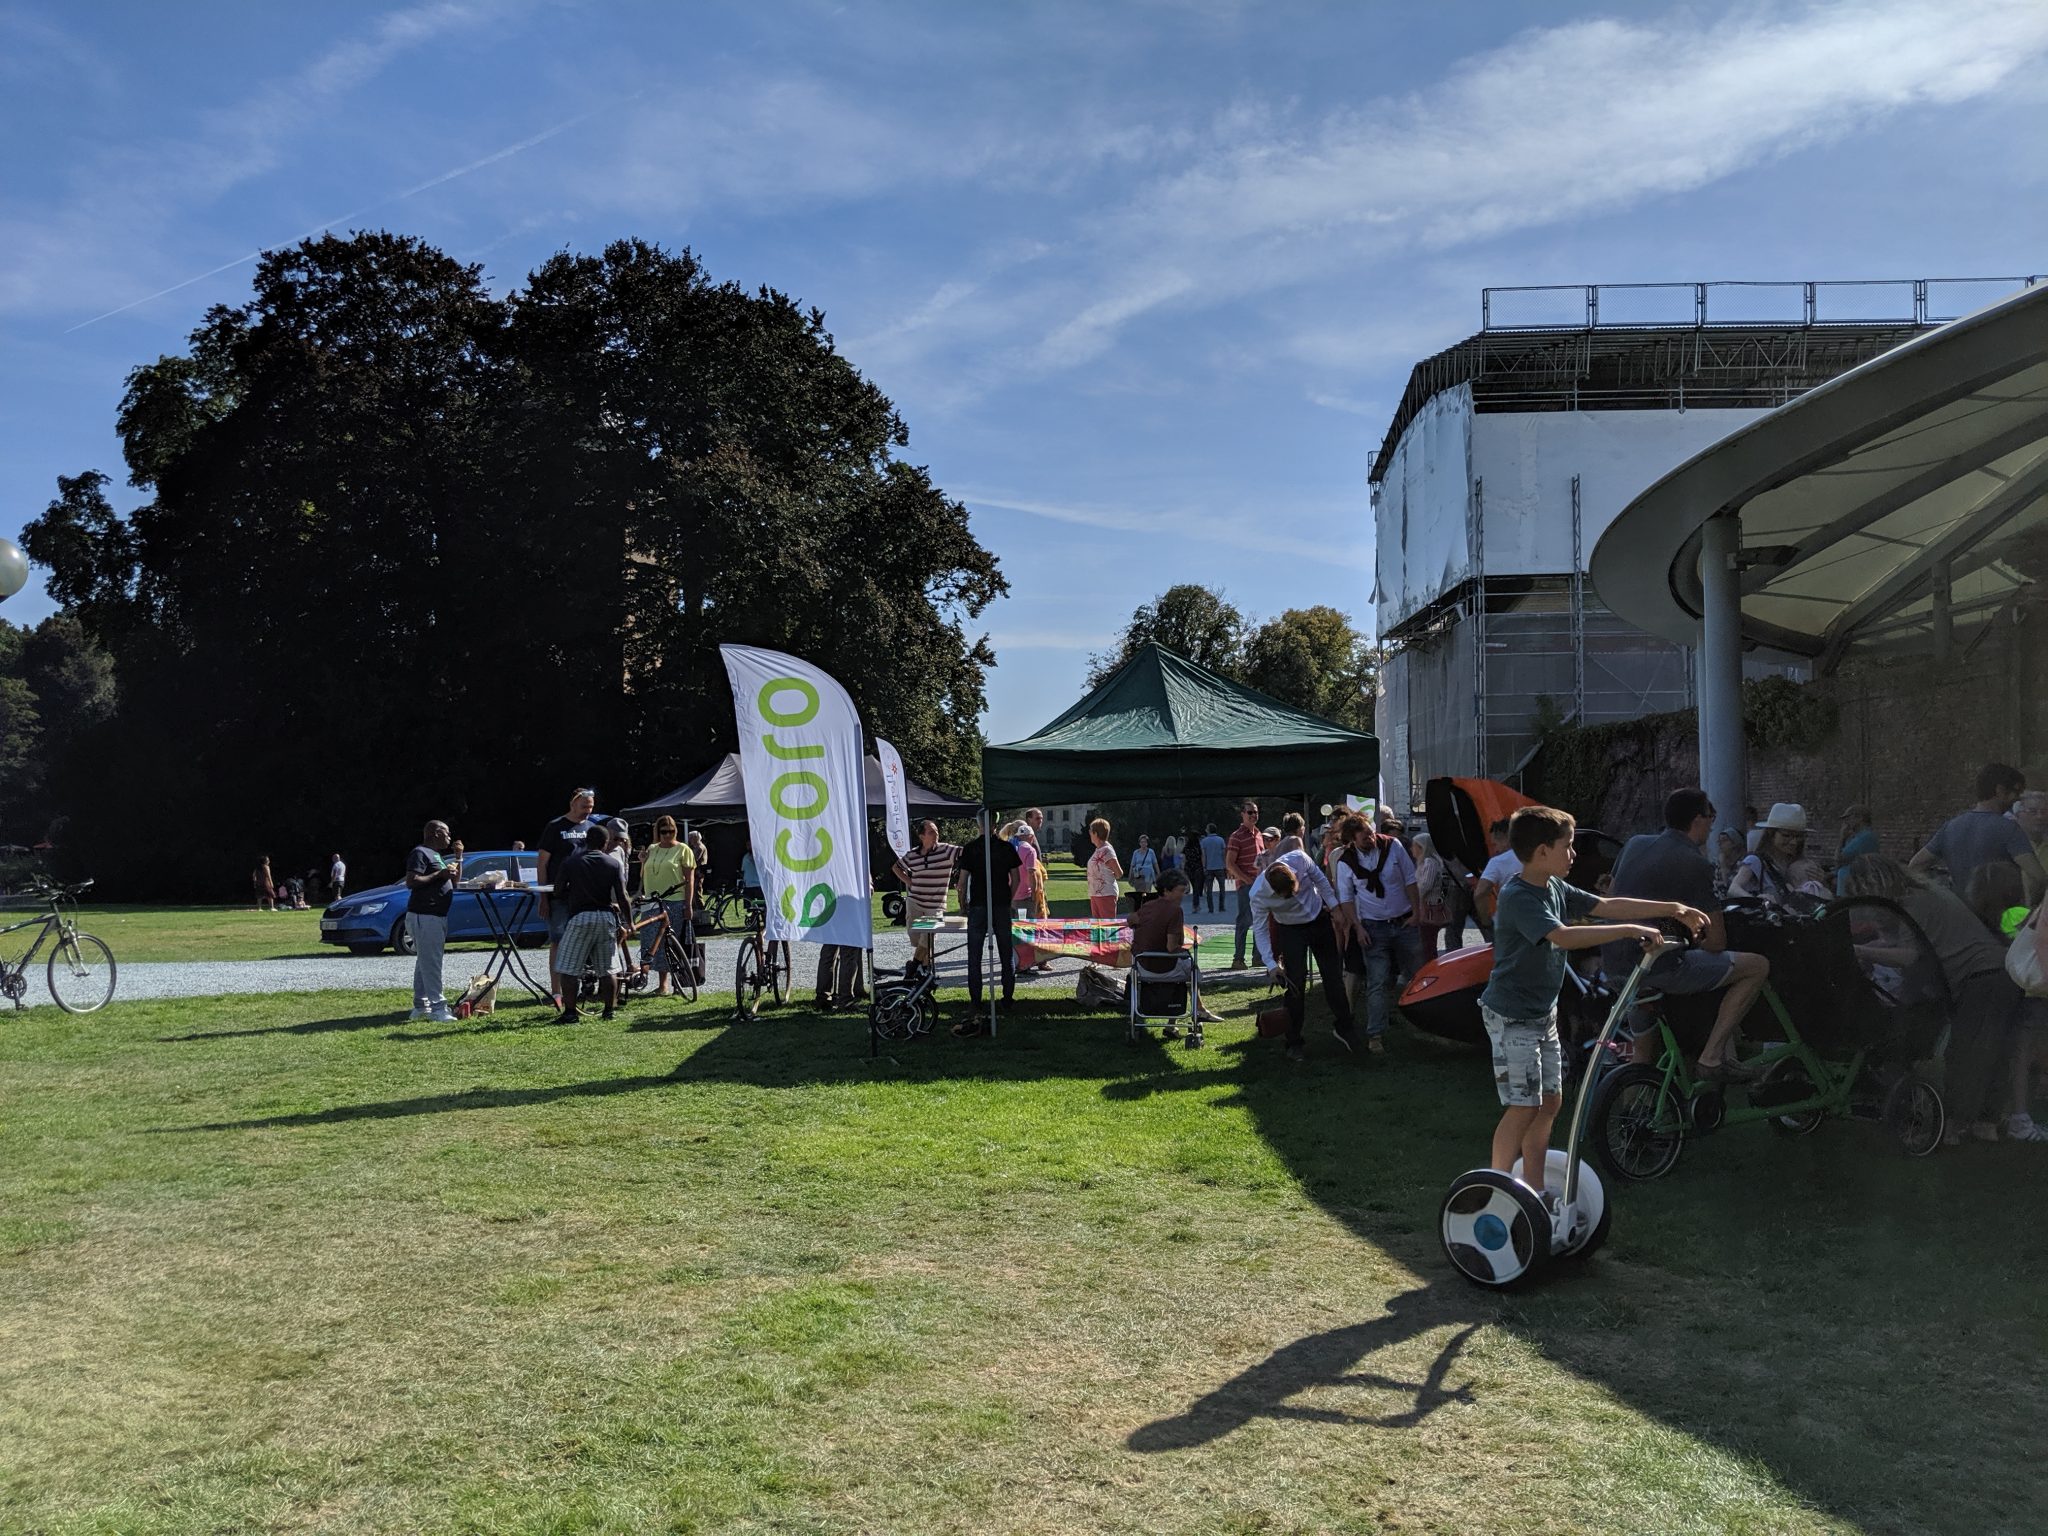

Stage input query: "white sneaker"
[
  {"left": 2006, "top": 1114, "right": 2048, "bottom": 1143},
  {"left": 407, "top": 1007, "right": 432, "bottom": 1021},
  {"left": 426, "top": 1005, "right": 458, "bottom": 1024}
]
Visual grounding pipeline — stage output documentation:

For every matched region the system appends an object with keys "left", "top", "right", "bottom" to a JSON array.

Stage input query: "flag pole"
[{"left": 982, "top": 806, "right": 997, "bottom": 1038}]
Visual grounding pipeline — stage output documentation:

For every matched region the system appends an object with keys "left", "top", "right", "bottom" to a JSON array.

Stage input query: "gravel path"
[{"left": 10, "top": 897, "right": 1277, "bottom": 1011}]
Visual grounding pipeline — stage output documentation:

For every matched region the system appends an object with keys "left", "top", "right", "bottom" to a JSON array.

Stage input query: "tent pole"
[{"left": 982, "top": 807, "right": 996, "bottom": 1038}]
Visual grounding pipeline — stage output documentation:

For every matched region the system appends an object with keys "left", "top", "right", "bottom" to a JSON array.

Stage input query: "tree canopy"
[
  {"left": 25, "top": 233, "right": 1003, "bottom": 897},
  {"left": 1087, "top": 586, "right": 1381, "bottom": 733}
]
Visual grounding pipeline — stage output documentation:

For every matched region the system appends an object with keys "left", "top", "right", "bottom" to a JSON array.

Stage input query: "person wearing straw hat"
[{"left": 1729, "top": 803, "right": 1810, "bottom": 906}]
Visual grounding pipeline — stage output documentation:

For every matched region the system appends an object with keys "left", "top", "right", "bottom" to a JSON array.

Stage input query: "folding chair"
[{"left": 1128, "top": 950, "right": 1202, "bottom": 1047}]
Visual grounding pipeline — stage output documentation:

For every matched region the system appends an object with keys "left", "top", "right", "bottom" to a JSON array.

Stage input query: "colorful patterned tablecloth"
[{"left": 1008, "top": 917, "right": 1235, "bottom": 969}]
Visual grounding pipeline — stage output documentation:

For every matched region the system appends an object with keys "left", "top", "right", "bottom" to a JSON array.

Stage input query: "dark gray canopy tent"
[
  {"left": 620, "top": 753, "right": 979, "bottom": 822},
  {"left": 981, "top": 641, "right": 1378, "bottom": 807}
]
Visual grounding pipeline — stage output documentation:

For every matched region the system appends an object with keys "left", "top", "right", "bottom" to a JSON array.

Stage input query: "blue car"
[{"left": 319, "top": 849, "right": 543, "bottom": 955}]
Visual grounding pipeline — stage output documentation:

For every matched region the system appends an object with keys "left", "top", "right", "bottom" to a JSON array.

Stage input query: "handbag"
[{"left": 2008, "top": 904, "right": 2046, "bottom": 995}]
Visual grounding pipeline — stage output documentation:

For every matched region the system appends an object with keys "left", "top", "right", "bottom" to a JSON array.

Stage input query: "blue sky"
[{"left": 3, "top": 0, "right": 2045, "bottom": 743}]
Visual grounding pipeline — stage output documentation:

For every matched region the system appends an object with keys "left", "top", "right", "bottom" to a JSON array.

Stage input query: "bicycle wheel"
[
  {"left": 734, "top": 941, "right": 766, "bottom": 1019},
  {"left": 769, "top": 943, "right": 790, "bottom": 1004},
  {"left": 1589, "top": 1063, "right": 1685, "bottom": 1182},
  {"left": 47, "top": 931, "right": 116, "bottom": 1014},
  {"left": 661, "top": 933, "right": 700, "bottom": 1003}
]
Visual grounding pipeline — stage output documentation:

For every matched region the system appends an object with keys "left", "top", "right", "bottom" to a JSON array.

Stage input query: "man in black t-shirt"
[
  {"left": 404, "top": 820, "right": 461, "bottom": 1022},
  {"left": 554, "top": 821, "right": 631, "bottom": 1023},
  {"left": 537, "top": 786, "right": 611, "bottom": 1003},
  {"left": 954, "top": 830, "right": 1024, "bottom": 1029}
]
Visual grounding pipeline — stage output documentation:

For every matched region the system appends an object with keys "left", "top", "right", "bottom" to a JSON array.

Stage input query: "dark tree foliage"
[
  {"left": 1086, "top": 583, "right": 1245, "bottom": 687},
  {"left": 24, "top": 232, "right": 1002, "bottom": 898},
  {"left": 0, "top": 611, "right": 115, "bottom": 843}
]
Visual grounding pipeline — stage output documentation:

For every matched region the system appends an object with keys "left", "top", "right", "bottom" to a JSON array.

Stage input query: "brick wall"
[{"left": 1534, "top": 605, "right": 2044, "bottom": 862}]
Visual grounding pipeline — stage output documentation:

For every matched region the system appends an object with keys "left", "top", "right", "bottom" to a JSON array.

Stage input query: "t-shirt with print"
[
  {"left": 1926, "top": 809, "right": 2032, "bottom": 898},
  {"left": 539, "top": 814, "right": 607, "bottom": 888},
  {"left": 1087, "top": 844, "right": 1120, "bottom": 898},
  {"left": 406, "top": 845, "right": 455, "bottom": 917},
  {"left": 1479, "top": 874, "right": 1600, "bottom": 1022}
]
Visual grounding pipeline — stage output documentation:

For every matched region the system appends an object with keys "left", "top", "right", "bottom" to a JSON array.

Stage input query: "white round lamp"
[{"left": 0, "top": 537, "right": 26, "bottom": 603}]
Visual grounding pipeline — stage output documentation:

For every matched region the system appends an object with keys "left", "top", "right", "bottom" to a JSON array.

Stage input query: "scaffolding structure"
[{"left": 1366, "top": 278, "right": 2018, "bottom": 808}]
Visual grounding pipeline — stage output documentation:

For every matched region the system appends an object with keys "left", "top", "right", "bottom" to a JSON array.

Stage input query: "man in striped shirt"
[{"left": 894, "top": 819, "right": 960, "bottom": 970}]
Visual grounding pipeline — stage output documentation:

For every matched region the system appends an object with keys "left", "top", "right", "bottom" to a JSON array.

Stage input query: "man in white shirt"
[
  {"left": 1472, "top": 818, "right": 1520, "bottom": 928},
  {"left": 1251, "top": 847, "right": 1361, "bottom": 1061},
  {"left": 1333, "top": 818, "right": 1422, "bottom": 1054}
]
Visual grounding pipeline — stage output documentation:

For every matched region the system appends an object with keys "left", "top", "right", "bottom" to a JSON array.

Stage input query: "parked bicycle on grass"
[{"left": 1, "top": 878, "right": 116, "bottom": 1014}]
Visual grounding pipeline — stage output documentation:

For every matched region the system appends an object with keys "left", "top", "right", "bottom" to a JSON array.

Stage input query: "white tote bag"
[{"left": 2008, "top": 903, "right": 2047, "bottom": 996}]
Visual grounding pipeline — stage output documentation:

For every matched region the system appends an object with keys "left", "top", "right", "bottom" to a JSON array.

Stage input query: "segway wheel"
[
  {"left": 1440, "top": 1170, "right": 1552, "bottom": 1290},
  {"left": 1514, "top": 1148, "right": 1611, "bottom": 1264},
  {"left": 1883, "top": 1074, "right": 1944, "bottom": 1158},
  {"left": 1590, "top": 1065, "right": 1685, "bottom": 1182}
]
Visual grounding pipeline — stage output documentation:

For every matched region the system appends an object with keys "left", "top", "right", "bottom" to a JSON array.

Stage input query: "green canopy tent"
[{"left": 981, "top": 642, "right": 1378, "bottom": 808}]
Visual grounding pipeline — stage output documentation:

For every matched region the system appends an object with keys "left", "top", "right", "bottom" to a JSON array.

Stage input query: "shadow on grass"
[
  {"left": 1128, "top": 1286, "right": 1482, "bottom": 1449},
  {"left": 156, "top": 1066, "right": 692, "bottom": 1132},
  {"left": 158, "top": 1010, "right": 404, "bottom": 1043}
]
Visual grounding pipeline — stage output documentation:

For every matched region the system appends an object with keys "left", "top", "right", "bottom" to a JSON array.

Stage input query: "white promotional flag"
[
  {"left": 720, "top": 644, "right": 875, "bottom": 949},
  {"left": 875, "top": 737, "right": 911, "bottom": 858}
]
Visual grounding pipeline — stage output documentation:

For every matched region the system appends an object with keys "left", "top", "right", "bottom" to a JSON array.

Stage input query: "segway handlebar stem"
[{"left": 1559, "top": 937, "right": 1683, "bottom": 1208}]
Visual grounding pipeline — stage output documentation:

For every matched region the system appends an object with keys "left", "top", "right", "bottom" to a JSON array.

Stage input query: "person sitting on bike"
[
  {"left": 1602, "top": 788, "right": 1771, "bottom": 1081},
  {"left": 555, "top": 822, "right": 631, "bottom": 1024}
]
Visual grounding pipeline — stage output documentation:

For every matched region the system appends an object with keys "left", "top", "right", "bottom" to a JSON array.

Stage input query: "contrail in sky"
[{"left": 64, "top": 103, "right": 613, "bottom": 333}]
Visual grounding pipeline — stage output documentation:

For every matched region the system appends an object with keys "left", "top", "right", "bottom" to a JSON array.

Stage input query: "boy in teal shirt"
[{"left": 1480, "top": 806, "right": 1708, "bottom": 1185}]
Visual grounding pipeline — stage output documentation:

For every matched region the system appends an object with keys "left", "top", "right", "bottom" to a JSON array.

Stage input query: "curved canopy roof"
[{"left": 1590, "top": 282, "right": 2048, "bottom": 668}]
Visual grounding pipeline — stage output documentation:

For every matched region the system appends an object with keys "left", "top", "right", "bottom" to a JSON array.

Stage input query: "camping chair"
[{"left": 1129, "top": 950, "right": 1202, "bottom": 1047}]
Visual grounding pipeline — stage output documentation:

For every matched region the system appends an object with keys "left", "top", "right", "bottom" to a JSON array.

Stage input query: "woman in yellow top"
[{"left": 640, "top": 816, "right": 698, "bottom": 995}]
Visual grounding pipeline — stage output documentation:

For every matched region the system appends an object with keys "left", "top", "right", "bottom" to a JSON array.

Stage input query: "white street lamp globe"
[{"left": 0, "top": 537, "right": 26, "bottom": 602}]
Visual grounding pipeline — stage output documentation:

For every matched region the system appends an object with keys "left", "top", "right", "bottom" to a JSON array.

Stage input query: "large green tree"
[
  {"left": 1085, "top": 583, "right": 1245, "bottom": 688},
  {"left": 1240, "top": 605, "right": 1383, "bottom": 734},
  {"left": 25, "top": 232, "right": 1002, "bottom": 897}
]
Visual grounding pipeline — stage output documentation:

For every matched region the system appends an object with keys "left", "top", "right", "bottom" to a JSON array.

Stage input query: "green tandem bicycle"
[{"left": 1586, "top": 896, "right": 1949, "bottom": 1180}]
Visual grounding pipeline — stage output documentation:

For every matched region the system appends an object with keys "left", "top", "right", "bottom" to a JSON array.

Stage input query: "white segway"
[{"left": 1439, "top": 936, "right": 1680, "bottom": 1290}]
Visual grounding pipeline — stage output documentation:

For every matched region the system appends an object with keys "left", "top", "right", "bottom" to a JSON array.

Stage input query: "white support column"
[{"left": 1698, "top": 513, "right": 1746, "bottom": 837}]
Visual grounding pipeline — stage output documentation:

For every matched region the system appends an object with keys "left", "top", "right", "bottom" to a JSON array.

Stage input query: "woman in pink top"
[
  {"left": 1086, "top": 817, "right": 1125, "bottom": 920},
  {"left": 1003, "top": 820, "right": 1045, "bottom": 971}
]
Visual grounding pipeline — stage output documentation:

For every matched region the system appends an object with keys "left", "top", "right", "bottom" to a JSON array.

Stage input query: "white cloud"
[{"left": 1019, "top": 0, "right": 2048, "bottom": 367}]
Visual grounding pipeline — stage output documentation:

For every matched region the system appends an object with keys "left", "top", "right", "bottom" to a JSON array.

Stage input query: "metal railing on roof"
[{"left": 1480, "top": 277, "right": 2044, "bottom": 333}]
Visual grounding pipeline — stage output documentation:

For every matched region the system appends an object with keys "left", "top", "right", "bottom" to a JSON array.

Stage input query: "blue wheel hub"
[{"left": 1473, "top": 1213, "right": 1510, "bottom": 1251}]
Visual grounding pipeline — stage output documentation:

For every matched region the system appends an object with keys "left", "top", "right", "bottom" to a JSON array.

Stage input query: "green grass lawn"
[{"left": 1, "top": 979, "right": 2041, "bottom": 1534}]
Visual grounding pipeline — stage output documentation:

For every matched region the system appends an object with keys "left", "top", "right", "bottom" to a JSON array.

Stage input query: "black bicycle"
[
  {"left": 695, "top": 880, "right": 740, "bottom": 935},
  {"left": 1, "top": 878, "right": 116, "bottom": 1013},
  {"left": 732, "top": 894, "right": 791, "bottom": 1019}
]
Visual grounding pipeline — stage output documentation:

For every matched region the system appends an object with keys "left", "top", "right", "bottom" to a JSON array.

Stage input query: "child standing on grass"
[{"left": 1479, "top": 806, "right": 1707, "bottom": 1186}]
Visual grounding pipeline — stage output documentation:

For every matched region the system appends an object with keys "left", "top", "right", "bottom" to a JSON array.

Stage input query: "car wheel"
[
  {"left": 347, "top": 943, "right": 385, "bottom": 957},
  {"left": 390, "top": 919, "right": 416, "bottom": 957}
]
